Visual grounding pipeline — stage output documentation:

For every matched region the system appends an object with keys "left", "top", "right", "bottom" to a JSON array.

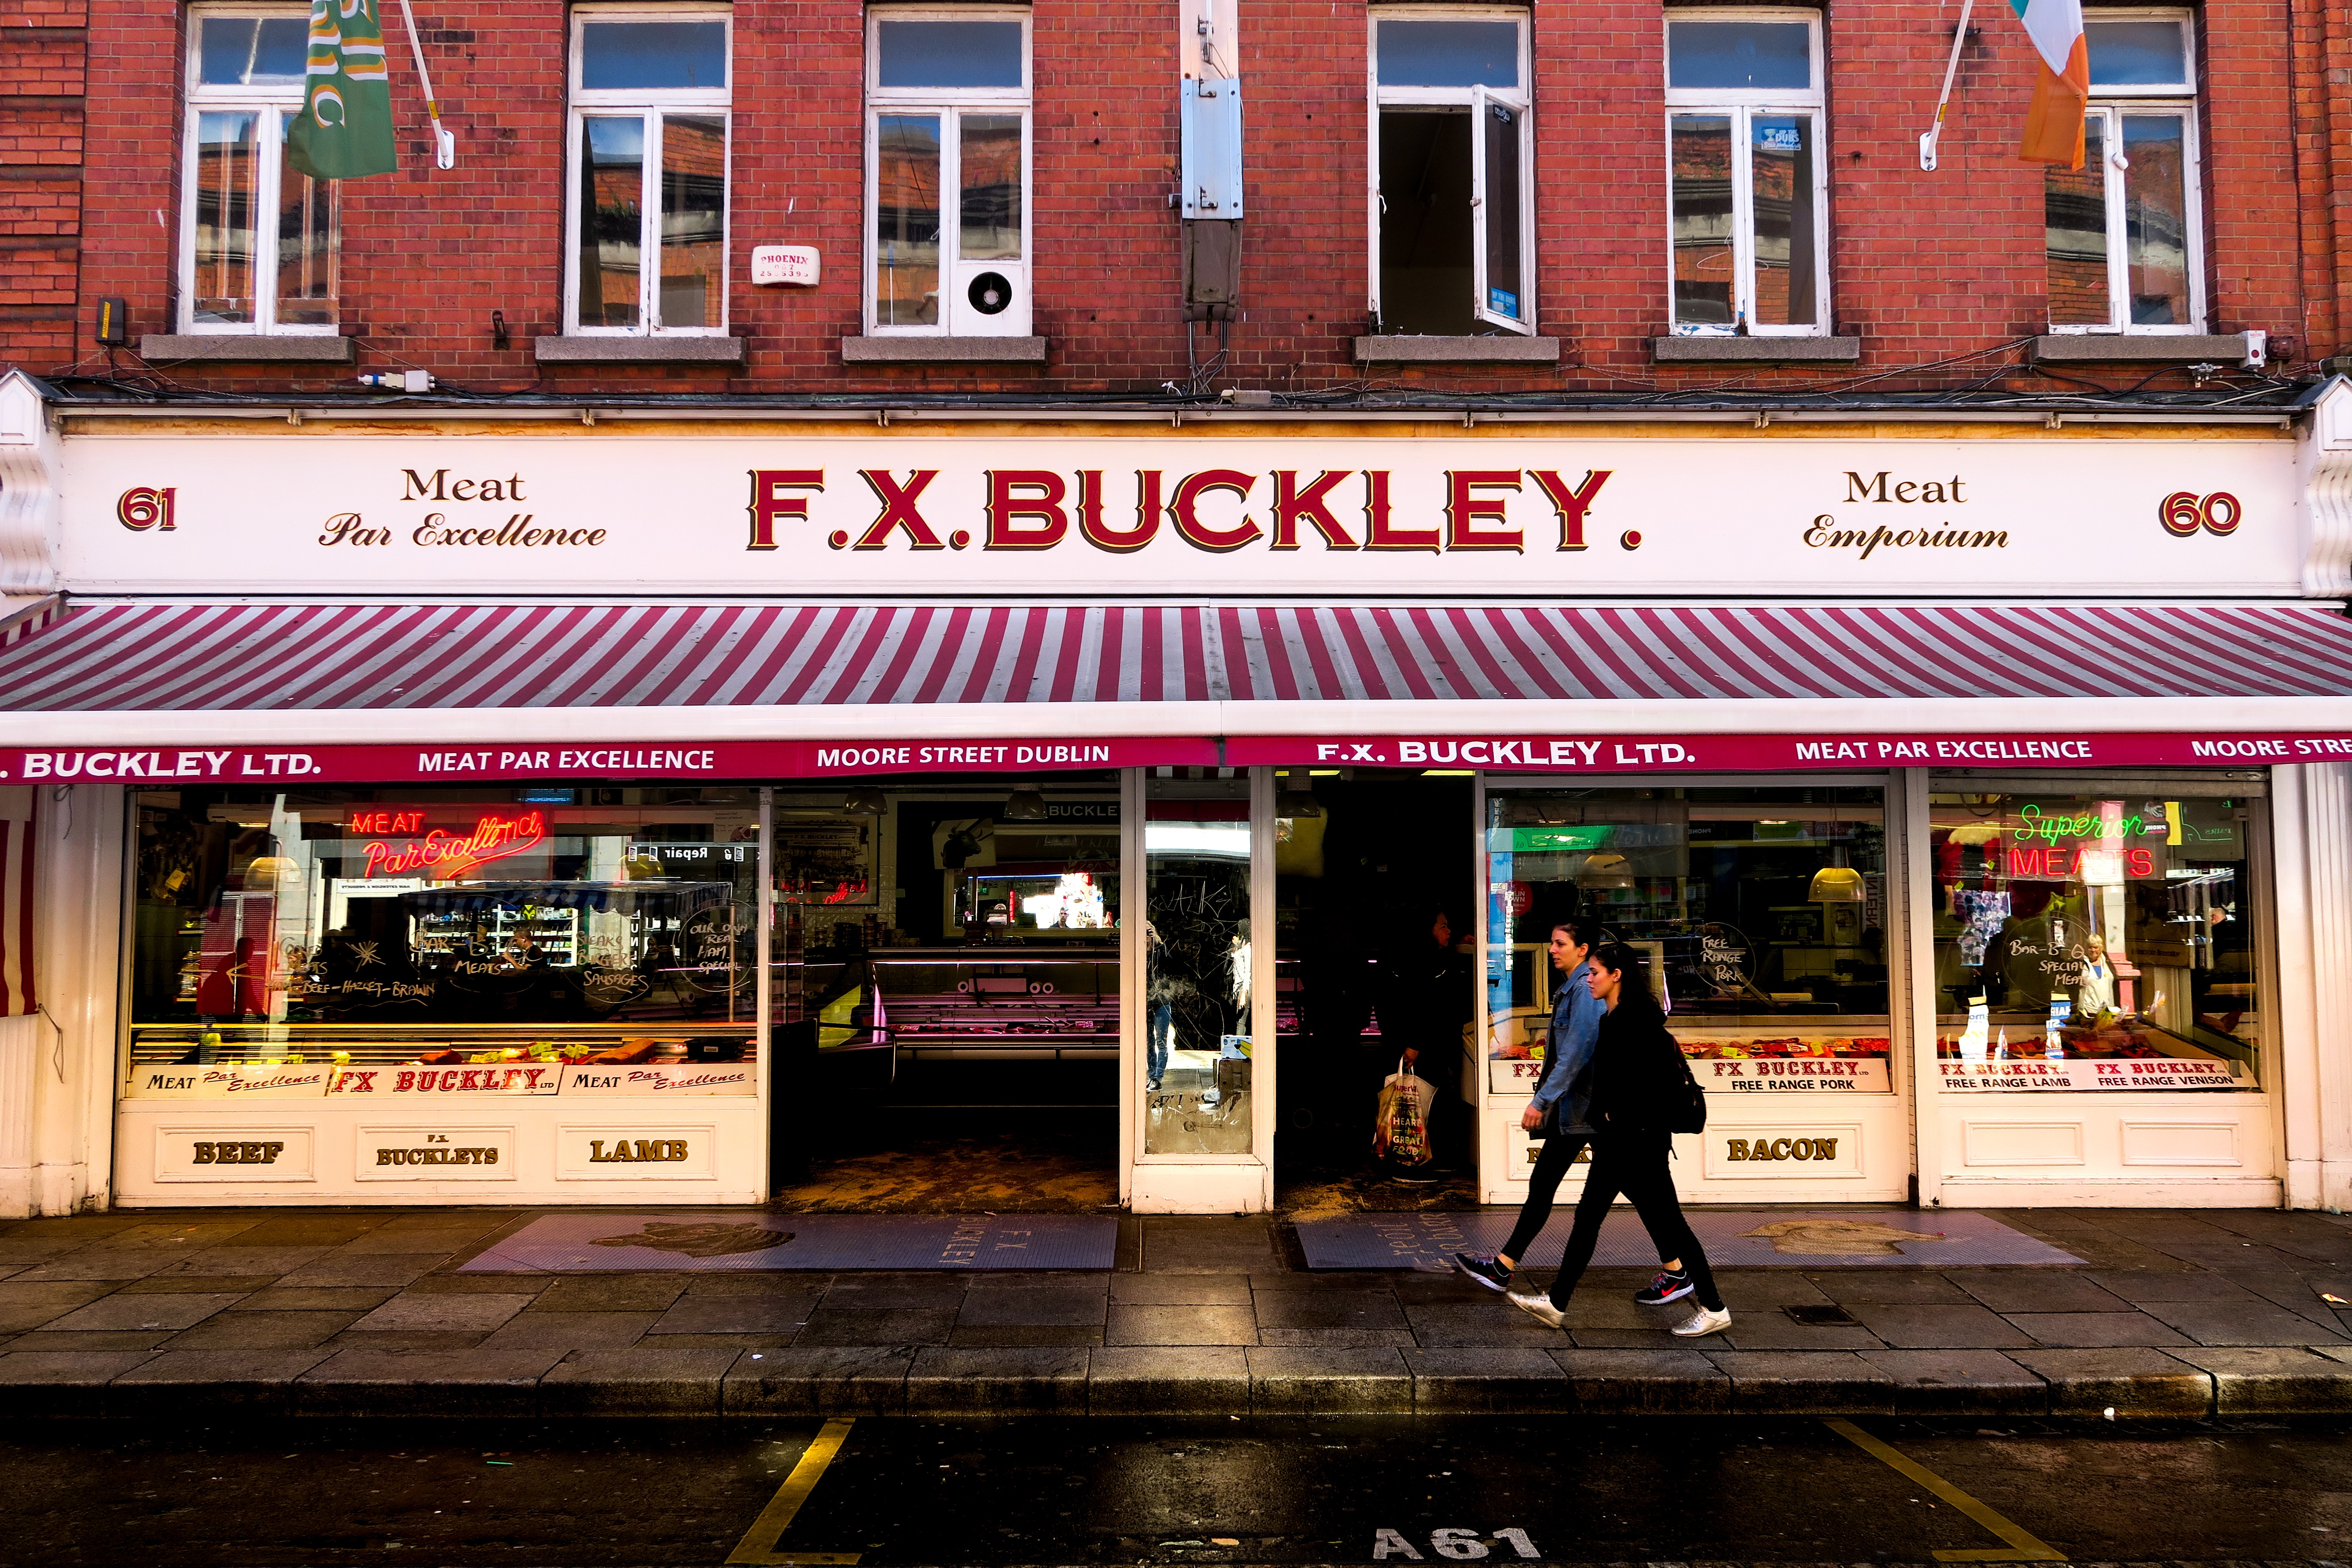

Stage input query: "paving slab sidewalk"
[{"left": 3, "top": 1205, "right": 2349, "bottom": 1418}]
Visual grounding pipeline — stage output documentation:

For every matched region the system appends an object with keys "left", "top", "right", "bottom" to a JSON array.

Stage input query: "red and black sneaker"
[{"left": 1634, "top": 1268, "right": 1695, "bottom": 1306}]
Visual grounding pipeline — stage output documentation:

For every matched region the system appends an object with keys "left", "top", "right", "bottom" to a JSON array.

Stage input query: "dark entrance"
[{"left": 1272, "top": 769, "right": 1480, "bottom": 1210}]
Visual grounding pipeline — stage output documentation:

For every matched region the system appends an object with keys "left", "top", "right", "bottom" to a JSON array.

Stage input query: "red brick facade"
[{"left": 2, "top": 0, "right": 2339, "bottom": 398}]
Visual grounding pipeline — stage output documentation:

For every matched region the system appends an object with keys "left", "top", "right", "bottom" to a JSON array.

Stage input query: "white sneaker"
[
  {"left": 1672, "top": 1305, "right": 1732, "bottom": 1338},
  {"left": 1506, "top": 1290, "right": 1567, "bottom": 1329}
]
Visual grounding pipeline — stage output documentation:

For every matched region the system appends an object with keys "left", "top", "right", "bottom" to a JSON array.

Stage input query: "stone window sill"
[
  {"left": 535, "top": 335, "right": 745, "bottom": 365},
  {"left": 842, "top": 335, "right": 1048, "bottom": 364},
  {"left": 1353, "top": 334, "right": 1559, "bottom": 364},
  {"left": 1650, "top": 335, "right": 1860, "bottom": 363},
  {"left": 139, "top": 334, "right": 354, "bottom": 364},
  {"left": 2031, "top": 332, "right": 2257, "bottom": 363}
]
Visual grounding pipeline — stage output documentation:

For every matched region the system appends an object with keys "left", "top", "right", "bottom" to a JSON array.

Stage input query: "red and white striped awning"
[{"left": 5, "top": 600, "right": 2352, "bottom": 710}]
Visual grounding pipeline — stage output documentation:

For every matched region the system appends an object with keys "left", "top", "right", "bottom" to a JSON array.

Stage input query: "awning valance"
[
  {"left": 0, "top": 600, "right": 2348, "bottom": 783},
  {"left": 5, "top": 600, "right": 2352, "bottom": 709}
]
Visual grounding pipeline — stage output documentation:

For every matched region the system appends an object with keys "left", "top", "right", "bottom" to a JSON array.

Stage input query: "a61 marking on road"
[{"left": 1372, "top": 1528, "right": 1540, "bottom": 1559}]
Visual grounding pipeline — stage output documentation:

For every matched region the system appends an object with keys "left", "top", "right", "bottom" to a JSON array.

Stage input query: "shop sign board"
[
  {"left": 1939, "top": 1059, "right": 2244, "bottom": 1091},
  {"left": 1699, "top": 1057, "right": 1892, "bottom": 1093},
  {"left": 122, "top": 1063, "right": 337, "bottom": 1099},
  {"left": 559, "top": 1063, "right": 755, "bottom": 1095},
  {"left": 356, "top": 1126, "right": 518, "bottom": 1177},
  {"left": 554, "top": 1124, "right": 717, "bottom": 1178},
  {"left": 1490, "top": 1059, "right": 1547, "bottom": 1093},
  {"left": 1490, "top": 1056, "right": 1893, "bottom": 1093},
  {"left": 151, "top": 1126, "right": 316, "bottom": 1180},
  {"left": 1702, "top": 1124, "right": 1865, "bottom": 1179},
  {"left": 6, "top": 728, "right": 2346, "bottom": 787},
  {"left": 60, "top": 433, "right": 2301, "bottom": 598},
  {"left": 332, "top": 1064, "right": 563, "bottom": 1096},
  {"left": 2, "top": 739, "right": 1216, "bottom": 784},
  {"left": 1228, "top": 730, "right": 2352, "bottom": 772},
  {"left": 127, "top": 1061, "right": 757, "bottom": 1099}
]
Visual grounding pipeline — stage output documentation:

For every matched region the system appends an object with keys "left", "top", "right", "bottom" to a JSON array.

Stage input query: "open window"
[
  {"left": 1369, "top": 11, "right": 1533, "bottom": 336},
  {"left": 565, "top": 9, "right": 732, "bottom": 336},
  {"left": 1663, "top": 11, "right": 1828, "bottom": 336},
  {"left": 179, "top": 8, "right": 340, "bottom": 334},
  {"left": 865, "top": 8, "right": 1033, "bottom": 337},
  {"left": 2045, "top": 13, "right": 2203, "bottom": 334}
]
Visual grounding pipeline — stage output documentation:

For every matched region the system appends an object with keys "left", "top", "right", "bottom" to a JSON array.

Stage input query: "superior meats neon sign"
[{"left": 358, "top": 810, "right": 547, "bottom": 879}]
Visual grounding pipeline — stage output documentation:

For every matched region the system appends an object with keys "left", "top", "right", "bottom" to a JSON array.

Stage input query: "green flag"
[{"left": 286, "top": 0, "right": 398, "bottom": 180}]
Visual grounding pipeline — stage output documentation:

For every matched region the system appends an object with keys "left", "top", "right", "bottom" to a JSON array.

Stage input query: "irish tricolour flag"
[{"left": 2010, "top": 0, "right": 2089, "bottom": 167}]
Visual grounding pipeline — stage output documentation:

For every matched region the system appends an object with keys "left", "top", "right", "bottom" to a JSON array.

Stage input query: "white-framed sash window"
[
  {"left": 1663, "top": 9, "right": 1829, "bottom": 337},
  {"left": 1367, "top": 9, "right": 1534, "bottom": 336},
  {"left": 566, "top": 8, "right": 732, "bottom": 335},
  {"left": 2045, "top": 13, "right": 2203, "bottom": 334},
  {"left": 179, "top": 8, "right": 341, "bottom": 334},
  {"left": 864, "top": 7, "right": 1034, "bottom": 337}
]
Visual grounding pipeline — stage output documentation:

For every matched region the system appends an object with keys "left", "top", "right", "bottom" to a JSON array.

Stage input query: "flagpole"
[
  {"left": 1917, "top": 0, "right": 1975, "bottom": 172},
  {"left": 395, "top": 0, "right": 456, "bottom": 169}
]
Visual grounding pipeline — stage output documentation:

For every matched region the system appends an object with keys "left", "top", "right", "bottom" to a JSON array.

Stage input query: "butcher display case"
[{"left": 796, "top": 946, "right": 1121, "bottom": 1062}]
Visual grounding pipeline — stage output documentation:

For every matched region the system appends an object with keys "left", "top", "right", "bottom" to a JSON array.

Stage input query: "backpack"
[{"left": 1664, "top": 1032, "right": 1709, "bottom": 1135}]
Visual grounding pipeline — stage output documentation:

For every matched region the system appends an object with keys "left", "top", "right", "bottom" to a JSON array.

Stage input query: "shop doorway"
[
  {"left": 1270, "top": 769, "right": 1481, "bottom": 1211},
  {"left": 773, "top": 775, "right": 1122, "bottom": 1212}
]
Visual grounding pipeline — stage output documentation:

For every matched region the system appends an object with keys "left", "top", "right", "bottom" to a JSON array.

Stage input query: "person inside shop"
[
  {"left": 1375, "top": 906, "right": 1473, "bottom": 1177},
  {"left": 1494, "top": 942, "right": 1731, "bottom": 1339},
  {"left": 1145, "top": 917, "right": 1174, "bottom": 1092},
  {"left": 502, "top": 928, "right": 549, "bottom": 971},
  {"left": 1452, "top": 918, "right": 1604, "bottom": 1290},
  {"left": 2073, "top": 932, "right": 2119, "bottom": 1021}
]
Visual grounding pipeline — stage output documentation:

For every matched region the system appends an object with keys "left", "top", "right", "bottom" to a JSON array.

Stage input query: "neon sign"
[
  {"left": 361, "top": 810, "right": 548, "bottom": 879},
  {"left": 2011, "top": 803, "right": 2156, "bottom": 845},
  {"left": 347, "top": 810, "right": 425, "bottom": 835},
  {"left": 820, "top": 876, "right": 871, "bottom": 905},
  {"left": 2006, "top": 845, "right": 2157, "bottom": 880}
]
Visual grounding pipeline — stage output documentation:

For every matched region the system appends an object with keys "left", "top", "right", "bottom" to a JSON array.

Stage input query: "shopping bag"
[{"left": 1373, "top": 1057, "right": 1434, "bottom": 1166}]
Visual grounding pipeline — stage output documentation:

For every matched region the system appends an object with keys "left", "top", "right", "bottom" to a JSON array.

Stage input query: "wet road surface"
[{"left": 13, "top": 1415, "right": 2352, "bottom": 1566}]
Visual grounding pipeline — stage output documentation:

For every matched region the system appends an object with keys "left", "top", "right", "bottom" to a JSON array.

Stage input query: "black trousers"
[
  {"left": 1500, "top": 1127, "right": 1591, "bottom": 1262},
  {"left": 1524, "top": 1130, "right": 1723, "bottom": 1313}
]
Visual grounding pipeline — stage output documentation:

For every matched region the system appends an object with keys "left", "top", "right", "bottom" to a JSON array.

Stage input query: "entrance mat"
[
  {"left": 458, "top": 1212, "right": 1117, "bottom": 1272},
  {"left": 1294, "top": 1209, "right": 2083, "bottom": 1270}
]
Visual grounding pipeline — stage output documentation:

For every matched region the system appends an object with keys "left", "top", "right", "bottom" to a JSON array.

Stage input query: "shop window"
[
  {"left": 1484, "top": 786, "right": 1893, "bottom": 1090},
  {"left": 567, "top": 10, "right": 731, "bottom": 335},
  {"left": 865, "top": 9, "right": 1033, "bottom": 337},
  {"left": 1143, "top": 775, "right": 1256, "bottom": 1154},
  {"left": 179, "top": 9, "right": 340, "bottom": 334},
  {"left": 1664, "top": 11, "right": 1829, "bottom": 336},
  {"left": 1929, "top": 784, "right": 2261, "bottom": 1091},
  {"left": 768, "top": 784, "right": 1121, "bottom": 1064},
  {"left": 2045, "top": 13, "right": 2202, "bottom": 333},
  {"left": 125, "top": 787, "right": 762, "bottom": 1087},
  {"left": 1369, "top": 11, "right": 1534, "bottom": 336}
]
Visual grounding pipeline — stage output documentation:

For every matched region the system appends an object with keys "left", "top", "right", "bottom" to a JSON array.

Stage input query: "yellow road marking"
[
  {"left": 1823, "top": 1418, "right": 2065, "bottom": 1563},
  {"left": 726, "top": 1417, "right": 863, "bottom": 1567}
]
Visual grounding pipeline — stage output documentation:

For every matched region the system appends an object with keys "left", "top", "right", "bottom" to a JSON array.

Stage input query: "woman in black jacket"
[{"left": 1505, "top": 942, "right": 1731, "bottom": 1337}]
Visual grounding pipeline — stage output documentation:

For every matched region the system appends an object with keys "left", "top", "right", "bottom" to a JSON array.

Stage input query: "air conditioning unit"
[{"left": 950, "top": 259, "right": 1030, "bottom": 336}]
